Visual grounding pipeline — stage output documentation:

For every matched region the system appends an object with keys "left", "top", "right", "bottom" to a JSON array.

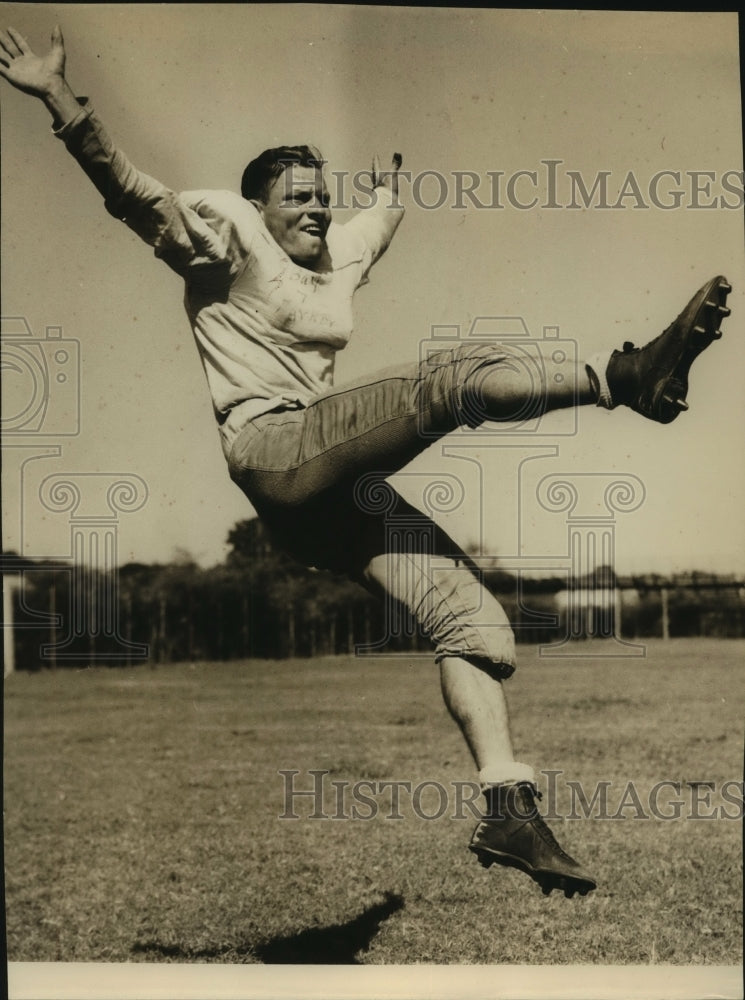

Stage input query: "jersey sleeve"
[
  {"left": 342, "top": 186, "right": 405, "bottom": 281},
  {"left": 53, "top": 100, "right": 248, "bottom": 282}
]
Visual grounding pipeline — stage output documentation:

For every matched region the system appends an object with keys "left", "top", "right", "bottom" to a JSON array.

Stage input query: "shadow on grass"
[
  {"left": 131, "top": 891, "right": 405, "bottom": 964},
  {"left": 256, "top": 891, "right": 405, "bottom": 964}
]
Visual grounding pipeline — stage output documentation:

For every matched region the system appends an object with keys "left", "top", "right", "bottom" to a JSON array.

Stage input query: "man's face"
[{"left": 256, "top": 164, "right": 332, "bottom": 269}]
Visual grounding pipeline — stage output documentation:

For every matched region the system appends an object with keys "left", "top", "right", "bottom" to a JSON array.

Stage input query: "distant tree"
[{"left": 226, "top": 518, "right": 276, "bottom": 564}]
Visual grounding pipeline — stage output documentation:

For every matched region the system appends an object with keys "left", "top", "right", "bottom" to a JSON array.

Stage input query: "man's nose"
[{"left": 307, "top": 195, "right": 330, "bottom": 217}]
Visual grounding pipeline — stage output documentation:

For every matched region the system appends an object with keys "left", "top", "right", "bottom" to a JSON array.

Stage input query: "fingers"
[
  {"left": 0, "top": 23, "right": 66, "bottom": 93},
  {"left": 0, "top": 40, "right": 14, "bottom": 70},
  {"left": 371, "top": 152, "right": 402, "bottom": 186},
  {"left": 0, "top": 27, "right": 25, "bottom": 59},
  {"left": 0, "top": 31, "right": 15, "bottom": 63},
  {"left": 7, "top": 26, "right": 31, "bottom": 54}
]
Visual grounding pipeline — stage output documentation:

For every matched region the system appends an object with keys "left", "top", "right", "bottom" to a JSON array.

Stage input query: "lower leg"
[
  {"left": 439, "top": 655, "right": 515, "bottom": 771},
  {"left": 440, "top": 657, "right": 597, "bottom": 897},
  {"left": 358, "top": 532, "right": 597, "bottom": 896}
]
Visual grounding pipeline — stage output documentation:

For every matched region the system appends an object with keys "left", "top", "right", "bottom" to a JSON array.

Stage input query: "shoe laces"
[{"left": 518, "top": 783, "right": 574, "bottom": 862}]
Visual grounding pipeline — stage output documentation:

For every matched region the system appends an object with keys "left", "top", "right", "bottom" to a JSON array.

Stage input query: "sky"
[{"left": 2, "top": 5, "right": 744, "bottom": 578}]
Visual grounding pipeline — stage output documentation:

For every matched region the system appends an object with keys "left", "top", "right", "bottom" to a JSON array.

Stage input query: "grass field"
[{"left": 4, "top": 638, "right": 743, "bottom": 966}]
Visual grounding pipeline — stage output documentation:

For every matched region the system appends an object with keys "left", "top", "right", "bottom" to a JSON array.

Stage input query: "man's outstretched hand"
[
  {"left": 0, "top": 25, "right": 66, "bottom": 97},
  {"left": 372, "top": 152, "right": 403, "bottom": 200}
]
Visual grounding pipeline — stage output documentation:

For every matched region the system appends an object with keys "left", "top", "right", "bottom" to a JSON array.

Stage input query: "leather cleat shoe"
[
  {"left": 469, "top": 781, "right": 597, "bottom": 897},
  {"left": 605, "top": 275, "right": 731, "bottom": 423}
]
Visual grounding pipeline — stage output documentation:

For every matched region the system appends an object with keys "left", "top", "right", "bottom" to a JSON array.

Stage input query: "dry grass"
[{"left": 4, "top": 639, "right": 743, "bottom": 964}]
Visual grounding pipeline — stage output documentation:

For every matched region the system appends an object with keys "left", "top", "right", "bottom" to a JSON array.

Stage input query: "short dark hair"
[{"left": 241, "top": 145, "right": 325, "bottom": 202}]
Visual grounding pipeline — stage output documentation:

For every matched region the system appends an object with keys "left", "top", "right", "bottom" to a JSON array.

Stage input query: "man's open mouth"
[{"left": 301, "top": 224, "right": 325, "bottom": 238}]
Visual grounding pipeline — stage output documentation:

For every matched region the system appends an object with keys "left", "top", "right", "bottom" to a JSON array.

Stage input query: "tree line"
[{"left": 4, "top": 518, "right": 745, "bottom": 669}]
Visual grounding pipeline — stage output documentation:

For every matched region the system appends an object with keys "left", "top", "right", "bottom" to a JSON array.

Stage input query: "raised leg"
[{"left": 476, "top": 343, "right": 596, "bottom": 420}]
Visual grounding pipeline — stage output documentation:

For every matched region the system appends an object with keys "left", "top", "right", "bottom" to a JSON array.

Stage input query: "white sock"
[
  {"left": 585, "top": 350, "right": 614, "bottom": 409},
  {"left": 478, "top": 761, "right": 536, "bottom": 789}
]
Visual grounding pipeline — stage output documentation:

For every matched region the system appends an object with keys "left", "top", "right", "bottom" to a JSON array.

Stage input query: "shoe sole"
[
  {"left": 646, "top": 275, "right": 731, "bottom": 423},
  {"left": 469, "top": 844, "right": 597, "bottom": 899}
]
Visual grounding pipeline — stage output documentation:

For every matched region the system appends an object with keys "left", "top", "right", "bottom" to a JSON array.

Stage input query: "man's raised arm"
[
  {"left": 0, "top": 26, "right": 239, "bottom": 279},
  {"left": 344, "top": 152, "right": 405, "bottom": 271}
]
